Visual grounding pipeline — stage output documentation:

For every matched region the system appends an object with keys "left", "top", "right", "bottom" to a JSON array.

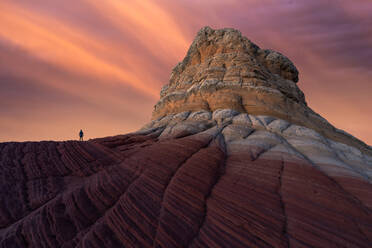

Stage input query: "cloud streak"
[{"left": 0, "top": 2, "right": 160, "bottom": 97}]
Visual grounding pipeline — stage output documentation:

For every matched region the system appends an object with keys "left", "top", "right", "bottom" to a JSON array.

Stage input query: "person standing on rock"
[{"left": 79, "top": 129, "right": 84, "bottom": 141}]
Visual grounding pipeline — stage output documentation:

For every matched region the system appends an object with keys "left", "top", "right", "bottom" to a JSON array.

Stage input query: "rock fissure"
[
  {"left": 152, "top": 135, "right": 216, "bottom": 247},
  {"left": 186, "top": 134, "right": 227, "bottom": 248},
  {"left": 277, "top": 160, "right": 290, "bottom": 248},
  {"left": 18, "top": 144, "right": 31, "bottom": 214}
]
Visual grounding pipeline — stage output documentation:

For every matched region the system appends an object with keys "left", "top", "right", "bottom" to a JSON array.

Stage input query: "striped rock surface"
[
  {"left": 1, "top": 26, "right": 372, "bottom": 247},
  {"left": 0, "top": 111, "right": 372, "bottom": 247}
]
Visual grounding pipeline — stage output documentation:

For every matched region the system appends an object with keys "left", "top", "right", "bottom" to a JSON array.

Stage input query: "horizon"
[{"left": 1, "top": 0, "right": 372, "bottom": 145}]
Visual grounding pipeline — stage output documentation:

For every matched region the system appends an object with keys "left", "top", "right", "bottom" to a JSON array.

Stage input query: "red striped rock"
[{"left": 0, "top": 119, "right": 371, "bottom": 247}]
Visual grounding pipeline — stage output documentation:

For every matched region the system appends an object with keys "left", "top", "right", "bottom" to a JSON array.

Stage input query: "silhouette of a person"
[{"left": 79, "top": 129, "right": 84, "bottom": 141}]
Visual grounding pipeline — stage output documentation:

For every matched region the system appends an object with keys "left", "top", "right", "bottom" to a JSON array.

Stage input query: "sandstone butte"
[{"left": 1, "top": 27, "right": 372, "bottom": 248}]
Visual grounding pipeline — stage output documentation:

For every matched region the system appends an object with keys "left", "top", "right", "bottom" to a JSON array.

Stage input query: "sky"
[{"left": 0, "top": 0, "right": 371, "bottom": 144}]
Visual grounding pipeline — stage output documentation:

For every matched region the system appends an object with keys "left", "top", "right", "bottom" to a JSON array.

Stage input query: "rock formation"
[
  {"left": 154, "top": 27, "right": 370, "bottom": 154},
  {"left": 0, "top": 27, "right": 371, "bottom": 247}
]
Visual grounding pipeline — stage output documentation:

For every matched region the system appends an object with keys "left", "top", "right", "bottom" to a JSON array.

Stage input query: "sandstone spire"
[{"left": 151, "top": 26, "right": 370, "bottom": 153}]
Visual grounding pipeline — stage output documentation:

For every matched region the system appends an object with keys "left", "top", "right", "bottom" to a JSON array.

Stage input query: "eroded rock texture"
[
  {"left": 153, "top": 26, "right": 370, "bottom": 154},
  {"left": 1, "top": 114, "right": 372, "bottom": 247},
  {"left": 1, "top": 27, "right": 372, "bottom": 247}
]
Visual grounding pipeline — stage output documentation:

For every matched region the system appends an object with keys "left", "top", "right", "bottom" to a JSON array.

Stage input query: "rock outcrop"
[
  {"left": 154, "top": 26, "right": 370, "bottom": 154},
  {"left": 0, "top": 27, "right": 372, "bottom": 247}
]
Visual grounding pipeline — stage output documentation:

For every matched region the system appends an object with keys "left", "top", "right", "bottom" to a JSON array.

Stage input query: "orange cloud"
[
  {"left": 84, "top": 0, "right": 190, "bottom": 64},
  {"left": 0, "top": 1, "right": 159, "bottom": 98}
]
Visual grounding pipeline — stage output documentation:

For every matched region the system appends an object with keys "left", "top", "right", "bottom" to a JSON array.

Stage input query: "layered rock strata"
[
  {"left": 0, "top": 113, "right": 372, "bottom": 247},
  {"left": 153, "top": 26, "right": 370, "bottom": 154},
  {"left": 0, "top": 27, "right": 372, "bottom": 247}
]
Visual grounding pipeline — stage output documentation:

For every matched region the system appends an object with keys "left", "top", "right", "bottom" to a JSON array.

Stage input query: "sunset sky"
[{"left": 1, "top": 0, "right": 371, "bottom": 144}]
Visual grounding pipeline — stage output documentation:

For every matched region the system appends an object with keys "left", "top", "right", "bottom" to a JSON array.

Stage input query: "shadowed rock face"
[{"left": 1, "top": 27, "right": 372, "bottom": 247}]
